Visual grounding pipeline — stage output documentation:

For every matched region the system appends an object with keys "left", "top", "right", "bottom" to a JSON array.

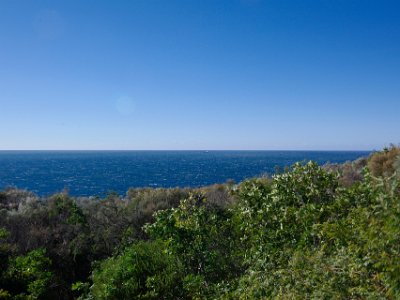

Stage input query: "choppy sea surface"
[{"left": 0, "top": 151, "right": 370, "bottom": 197}]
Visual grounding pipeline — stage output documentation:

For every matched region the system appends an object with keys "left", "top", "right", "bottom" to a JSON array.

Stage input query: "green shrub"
[
  {"left": 145, "top": 193, "right": 243, "bottom": 297},
  {"left": 89, "top": 240, "right": 181, "bottom": 299},
  {"left": 5, "top": 248, "right": 53, "bottom": 299}
]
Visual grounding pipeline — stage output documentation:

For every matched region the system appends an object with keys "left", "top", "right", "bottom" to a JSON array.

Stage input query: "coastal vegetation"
[{"left": 0, "top": 146, "right": 400, "bottom": 299}]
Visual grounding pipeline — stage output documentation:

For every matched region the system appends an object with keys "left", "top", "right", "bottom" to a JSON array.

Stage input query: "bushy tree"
[
  {"left": 3, "top": 248, "right": 53, "bottom": 299},
  {"left": 228, "top": 162, "right": 400, "bottom": 299},
  {"left": 145, "top": 193, "right": 242, "bottom": 298},
  {"left": 88, "top": 240, "right": 181, "bottom": 299}
]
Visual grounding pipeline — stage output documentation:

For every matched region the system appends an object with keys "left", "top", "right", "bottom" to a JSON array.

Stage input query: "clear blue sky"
[{"left": 0, "top": 0, "right": 399, "bottom": 150}]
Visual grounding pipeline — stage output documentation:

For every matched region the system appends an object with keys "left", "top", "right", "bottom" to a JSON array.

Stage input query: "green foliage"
[
  {"left": 4, "top": 248, "right": 53, "bottom": 299},
  {"left": 71, "top": 281, "right": 90, "bottom": 295},
  {"left": 89, "top": 240, "right": 181, "bottom": 299},
  {"left": 49, "top": 194, "right": 87, "bottom": 225},
  {"left": 230, "top": 163, "right": 400, "bottom": 299},
  {"left": 0, "top": 228, "right": 11, "bottom": 299},
  {"left": 145, "top": 193, "right": 242, "bottom": 292},
  {"left": 233, "top": 162, "right": 338, "bottom": 266},
  {"left": 0, "top": 228, "right": 9, "bottom": 239}
]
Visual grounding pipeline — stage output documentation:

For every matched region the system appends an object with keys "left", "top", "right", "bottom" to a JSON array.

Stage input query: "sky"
[{"left": 0, "top": 0, "right": 399, "bottom": 150}]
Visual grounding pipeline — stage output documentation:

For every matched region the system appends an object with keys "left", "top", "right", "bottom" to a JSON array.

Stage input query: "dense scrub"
[{"left": 1, "top": 147, "right": 399, "bottom": 299}]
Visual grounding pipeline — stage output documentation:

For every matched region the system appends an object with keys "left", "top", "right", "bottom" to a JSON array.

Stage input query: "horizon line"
[{"left": 0, "top": 149, "right": 374, "bottom": 152}]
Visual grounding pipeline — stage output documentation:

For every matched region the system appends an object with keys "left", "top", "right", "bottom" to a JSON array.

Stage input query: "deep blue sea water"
[{"left": 0, "top": 151, "right": 370, "bottom": 197}]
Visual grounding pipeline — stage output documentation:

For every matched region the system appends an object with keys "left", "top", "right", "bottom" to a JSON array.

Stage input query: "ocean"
[{"left": 0, "top": 150, "right": 370, "bottom": 197}]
